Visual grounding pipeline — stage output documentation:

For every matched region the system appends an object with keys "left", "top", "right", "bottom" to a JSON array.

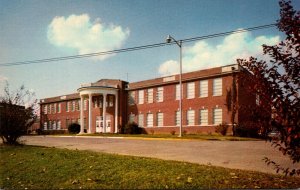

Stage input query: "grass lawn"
[
  {"left": 1, "top": 145, "right": 299, "bottom": 189},
  {"left": 56, "top": 133, "right": 260, "bottom": 141}
]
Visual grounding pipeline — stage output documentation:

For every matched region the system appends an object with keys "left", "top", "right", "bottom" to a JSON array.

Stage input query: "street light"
[{"left": 166, "top": 35, "right": 183, "bottom": 137}]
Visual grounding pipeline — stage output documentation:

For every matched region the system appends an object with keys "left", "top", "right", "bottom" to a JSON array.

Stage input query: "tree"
[
  {"left": 0, "top": 83, "right": 37, "bottom": 145},
  {"left": 237, "top": 0, "right": 299, "bottom": 176}
]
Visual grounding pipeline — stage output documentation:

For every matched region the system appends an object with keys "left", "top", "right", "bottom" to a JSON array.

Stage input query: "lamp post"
[{"left": 166, "top": 35, "right": 183, "bottom": 137}]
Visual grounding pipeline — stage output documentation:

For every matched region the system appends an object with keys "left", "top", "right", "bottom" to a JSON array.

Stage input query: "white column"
[
  {"left": 88, "top": 94, "right": 92, "bottom": 133},
  {"left": 102, "top": 93, "right": 107, "bottom": 133},
  {"left": 80, "top": 95, "right": 84, "bottom": 134},
  {"left": 114, "top": 92, "right": 118, "bottom": 133}
]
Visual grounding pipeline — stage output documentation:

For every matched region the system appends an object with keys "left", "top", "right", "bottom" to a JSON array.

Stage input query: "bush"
[
  {"left": 215, "top": 123, "right": 229, "bottom": 136},
  {"left": 170, "top": 130, "right": 176, "bottom": 135},
  {"left": 123, "top": 122, "right": 141, "bottom": 134},
  {"left": 235, "top": 124, "right": 259, "bottom": 138},
  {"left": 68, "top": 123, "right": 80, "bottom": 134}
]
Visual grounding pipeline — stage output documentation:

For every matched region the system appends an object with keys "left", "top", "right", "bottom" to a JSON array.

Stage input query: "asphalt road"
[{"left": 21, "top": 135, "right": 299, "bottom": 175}]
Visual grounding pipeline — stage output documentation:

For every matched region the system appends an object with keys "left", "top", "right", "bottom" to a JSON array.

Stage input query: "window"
[
  {"left": 156, "top": 87, "right": 163, "bottom": 102},
  {"left": 138, "top": 90, "right": 144, "bottom": 104},
  {"left": 187, "top": 110, "right": 195, "bottom": 126},
  {"left": 129, "top": 114, "right": 135, "bottom": 123},
  {"left": 44, "top": 105, "right": 47, "bottom": 114},
  {"left": 52, "top": 121, "right": 56, "bottom": 130},
  {"left": 57, "top": 103, "right": 61, "bottom": 113},
  {"left": 66, "top": 102, "right": 69, "bottom": 112},
  {"left": 109, "top": 96, "right": 114, "bottom": 107},
  {"left": 213, "top": 108, "right": 222, "bottom": 125},
  {"left": 47, "top": 104, "right": 51, "bottom": 114},
  {"left": 147, "top": 89, "right": 153, "bottom": 103},
  {"left": 199, "top": 109, "right": 208, "bottom": 125},
  {"left": 138, "top": 114, "right": 144, "bottom": 127},
  {"left": 53, "top": 103, "right": 56, "bottom": 114},
  {"left": 256, "top": 94, "right": 260, "bottom": 106},
  {"left": 72, "top": 101, "right": 75, "bottom": 112},
  {"left": 50, "top": 104, "right": 54, "bottom": 114},
  {"left": 78, "top": 118, "right": 81, "bottom": 124},
  {"left": 187, "top": 82, "right": 195, "bottom": 99},
  {"left": 57, "top": 120, "right": 61, "bottom": 130},
  {"left": 146, "top": 113, "right": 153, "bottom": 127},
  {"left": 213, "top": 78, "right": 222, "bottom": 96},
  {"left": 200, "top": 80, "right": 208, "bottom": 97},
  {"left": 77, "top": 100, "right": 80, "bottom": 111},
  {"left": 93, "top": 97, "right": 98, "bottom": 108},
  {"left": 48, "top": 121, "right": 52, "bottom": 130},
  {"left": 84, "top": 99, "right": 88, "bottom": 111},
  {"left": 175, "top": 111, "right": 180, "bottom": 126},
  {"left": 128, "top": 91, "right": 135, "bottom": 105},
  {"left": 157, "top": 112, "right": 163, "bottom": 127},
  {"left": 43, "top": 122, "right": 47, "bottom": 130},
  {"left": 175, "top": 84, "right": 180, "bottom": 100}
]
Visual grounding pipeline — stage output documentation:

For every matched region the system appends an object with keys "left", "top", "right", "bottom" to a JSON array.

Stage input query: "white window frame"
[
  {"left": 175, "top": 84, "right": 180, "bottom": 100},
  {"left": 146, "top": 113, "right": 153, "bottom": 127},
  {"left": 109, "top": 96, "right": 114, "bottom": 107},
  {"left": 44, "top": 105, "right": 47, "bottom": 114},
  {"left": 138, "top": 114, "right": 144, "bottom": 127},
  {"left": 213, "top": 78, "right": 222, "bottom": 96},
  {"left": 213, "top": 108, "right": 222, "bottom": 125},
  {"left": 156, "top": 87, "right": 164, "bottom": 102},
  {"left": 84, "top": 99, "right": 88, "bottom": 111},
  {"left": 157, "top": 112, "right": 163, "bottom": 127},
  {"left": 200, "top": 80, "right": 208, "bottom": 98},
  {"left": 175, "top": 111, "right": 180, "bottom": 126},
  {"left": 66, "top": 102, "right": 70, "bottom": 112},
  {"left": 57, "top": 103, "right": 61, "bottom": 113},
  {"left": 187, "top": 110, "right": 195, "bottom": 126},
  {"left": 57, "top": 120, "right": 61, "bottom": 130},
  {"left": 187, "top": 82, "right": 195, "bottom": 99},
  {"left": 199, "top": 109, "right": 208, "bottom": 126},
  {"left": 72, "top": 101, "right": 75, "bottom": 112},
  {"left": 138, "top": 90, "right": 144, "bottom": 104},
  {"left": 43, "top": 122, "right": 47, "bottom": 130},
  {"left": 147, "top": 89, "right": 153, "bottom": 103},
  {"left": 128, "top": 91, "right": 136, "bottom": 105},
  {"left": 129, "top": 114, "right": 135, "bottom": 123}
]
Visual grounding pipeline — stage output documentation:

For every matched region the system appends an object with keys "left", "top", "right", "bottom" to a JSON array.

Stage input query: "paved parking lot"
[{"left": 22, "top": 135, "right": 299, "bottom": 174}]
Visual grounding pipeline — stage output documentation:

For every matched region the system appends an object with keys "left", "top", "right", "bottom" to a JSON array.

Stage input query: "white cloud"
[
  {"left": 158, "top": 30, "right": 280, "bottom": 76},
  {"left": 47, "top": 14, "right": 130, "bottom": 60}
]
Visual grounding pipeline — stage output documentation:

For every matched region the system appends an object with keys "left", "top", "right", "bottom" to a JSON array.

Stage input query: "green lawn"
[{"left": 1, "top": 145, "right": 299, "bottom": 189}]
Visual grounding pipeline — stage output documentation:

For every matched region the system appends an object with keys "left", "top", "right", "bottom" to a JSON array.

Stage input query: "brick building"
[{"left": 39, "top": 64, "right": 255, "bottom": 135}]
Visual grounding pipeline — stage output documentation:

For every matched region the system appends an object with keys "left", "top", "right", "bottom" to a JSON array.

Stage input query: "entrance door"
[{"left": 96, "top": 116, "right": 103, "bottom": 133}]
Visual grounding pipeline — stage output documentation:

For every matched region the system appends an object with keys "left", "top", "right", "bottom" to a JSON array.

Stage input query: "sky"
[{"left": 1, "top": 0, "right": 299, "bottom": 101}]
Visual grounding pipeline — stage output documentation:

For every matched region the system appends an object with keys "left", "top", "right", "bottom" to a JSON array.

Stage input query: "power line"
[{"left": 0, "top": 23, "right": 276, "bottom": 67}]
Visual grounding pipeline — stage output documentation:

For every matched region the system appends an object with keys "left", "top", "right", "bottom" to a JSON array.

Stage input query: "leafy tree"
[
  {"left": 68, "top": 123, "right": 80, "bottom": 134},
  {"left": 237, "top": 0, "right": 299, "bottom": 176},
  {"left": 0, "top": 83, "right": 37, "bottom": 145}
]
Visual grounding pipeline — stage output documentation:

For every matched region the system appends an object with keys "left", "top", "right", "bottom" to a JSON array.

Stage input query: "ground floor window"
[
  {"left": 175, "top": 111, "right": 180, "bottom": 126},
  {"left": 187, "top": 110, "right": 195, "bottom": 126},
  {"left": 213, "top": 108, "right": 222, "bottom": 125},
  {"left": 57, "top": 120, "right": 61, "bottom": 130},
  {"left": 157, "top": 112, "right": 163, "bottom": 127},
  {"left": 43, "top": 122, "right": 47, "bottom": 130},
  {"left": 138, "top": 114, "right": 144, "bottom": 127},
  {"left": 129, "top": 114, "right": 135, "bottom": 123},
  {"left": 146, "top": 113, "right": 153, "bottom": 127},
  {"left": 199, "top": 109, "right": 208, "bottom": 125}
]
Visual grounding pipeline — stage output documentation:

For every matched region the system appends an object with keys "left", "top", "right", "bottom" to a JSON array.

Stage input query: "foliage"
[
  {"left": 215, "top": 123, "right": 229, "bottom": 136},
  {"left": 0, "top": 83, "right": 37, "bottom": 145},
  {"left": 68, "top": 123, "right": 80, "bottom": 134},
  {"left": 1, "top": 145, "right": 300, "bottom": 189},
  {"left": 170, "top": 130, "right": 176, "bottom": 135},
  {"left": 235, "top": 124, "right": 260, "bottom": 138},
  {"left": 122, "top": 122, "right": 142, "bottom": 134},
  {"left": 237, "top": 0, "right": 300, "bottom": 175}
]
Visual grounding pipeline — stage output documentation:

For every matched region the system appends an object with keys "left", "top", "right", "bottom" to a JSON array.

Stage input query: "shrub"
[
  {"left": 123, "top": 122, "right": 141, "bottom": 134},
  {"left": 170, "top": 130, "right": 176, "bottom": 135},
  {"left": 215, "top": 123, "right": 229, "bottom": 136},
  {"left": 235, "top": 124, "right": 259, "bottom": 138},
  {"left": 68, "top": 123, "right": 80, "bottom": 134}
]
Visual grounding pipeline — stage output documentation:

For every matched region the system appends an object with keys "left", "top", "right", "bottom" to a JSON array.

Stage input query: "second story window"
[
  {"left": 84, "top": 99, "right": 88, "bottom": 111},
  {"left": 128, "top": 91, "right": 135, "bottom": 105},
  {"left": 213, "top": 78, "right": 222, "bottom": 96},
  {"left": 44, "top": 105, "right": 47, "bottom": 114},
  {"left": 175, "top": 84, "right": 180, "bottom": 100},
  {"left": 147, "top": 89, "right": 153, "bottom": 103},
  {"left": 138, "top": 90, "right": 144, "bottom": 104},
  {"left": 187, "top": 82, "right": 195, "bottom": 99},
  {"left": 156, "top": 87, "right": 163, "bottom": 102},
  {"left": 200, "top": 80, "right": 208, "bottom": 97},
  {"left": 57, "top": 103, "right": 61, "bottom": 113},
  {"left": 72, "top": 101, "right": 76, "bottom": 112},
  {"left": 66, "top": 102, "right": 69, "bottom": 112}
]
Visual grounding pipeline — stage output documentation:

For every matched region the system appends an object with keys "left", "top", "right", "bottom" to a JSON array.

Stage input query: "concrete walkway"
[{"left": 21, "top": 136, "right": 299, "bottom": 175}]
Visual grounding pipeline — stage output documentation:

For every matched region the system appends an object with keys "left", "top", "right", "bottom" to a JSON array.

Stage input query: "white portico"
[{"left": 77, "top": 83, "right": 119, "bottom": 134}]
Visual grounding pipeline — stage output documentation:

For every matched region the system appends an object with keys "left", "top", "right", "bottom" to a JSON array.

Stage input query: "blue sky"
[{"left": 1, "top": 0, "right": 299, "bottom": 100}]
